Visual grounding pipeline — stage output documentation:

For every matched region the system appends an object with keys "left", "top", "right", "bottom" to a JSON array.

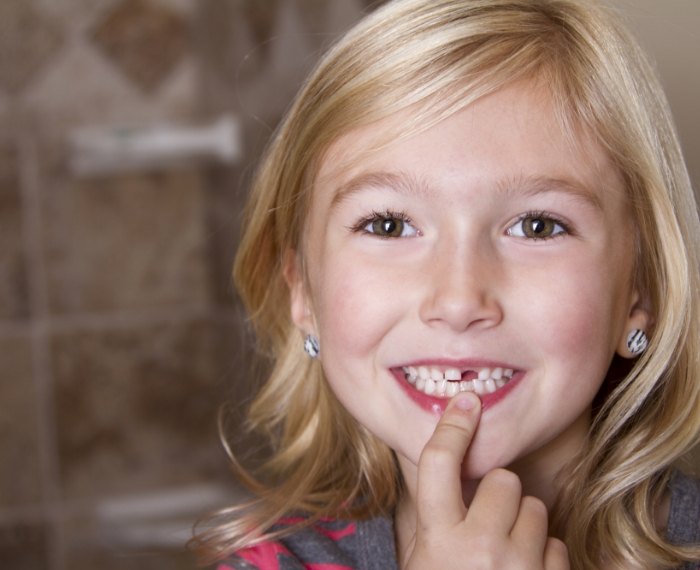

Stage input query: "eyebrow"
[
  {"left": 330, "top": 171, "right": 436, "bottom": 209},
  {"left": 330, "top": 170, "right": 605, "bottom": 211},
  {"left": 498, "top": 174, "right": 604, "bottom": 211}
]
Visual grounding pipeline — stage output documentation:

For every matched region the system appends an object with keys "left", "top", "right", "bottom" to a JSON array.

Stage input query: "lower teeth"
[{"left": 405, "top": 373, "right": 507, "bottom": 397}]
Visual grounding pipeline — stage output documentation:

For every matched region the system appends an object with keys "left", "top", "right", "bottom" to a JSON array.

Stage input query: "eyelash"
[
  {"left": 508, "top": 210, "right": 572, "bottom": 240},
  {"left": 348, "top": 209, "right": 416, "bottom": 237},
  {"left": 347, "top": 209, "right": 572, "bottom": 240}
]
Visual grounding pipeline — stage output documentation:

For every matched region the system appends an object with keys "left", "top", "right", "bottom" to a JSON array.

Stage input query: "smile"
[{"left": 402, "top": 365, "right": 514, "bottom": 398}]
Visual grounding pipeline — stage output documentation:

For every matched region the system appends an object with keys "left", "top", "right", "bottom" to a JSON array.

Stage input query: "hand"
[{"left": 402, "top": 393, "right": 570, "bottom": 569}]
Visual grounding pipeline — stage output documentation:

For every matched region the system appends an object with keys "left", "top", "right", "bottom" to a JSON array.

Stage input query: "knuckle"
[
  {"left": 419, "top": 442, "right": 454, "bottom": 470},
  {"left": 419, "top": 419, "right": 476, "bottom": 470},
  {"left": 473, "top": 534, "right": 501, "bottom": 554},
  {"left": 548, "top": 536, "right": 569, "bottom": 556},
  {"left": 468, "top": 539, "right": 505, "bottom": 569},
  {"left": 545, "top": 537, "right": 570, "bottom": 568},
  {"left": 521, "top": 495, "right": 548, "bottom": 519},
  {"left": 485, "top": 468, "right": 522, "bottom": 492},
  {"left": 438, "top": 417, "right": 476, "bottom": 438}
]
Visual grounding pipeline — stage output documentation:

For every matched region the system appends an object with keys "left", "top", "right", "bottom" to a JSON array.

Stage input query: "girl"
[{"left": 193, "top": 0, "right": 700, "bottom": 568}]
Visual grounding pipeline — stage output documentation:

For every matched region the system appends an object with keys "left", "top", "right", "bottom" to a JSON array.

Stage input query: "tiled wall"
[
  {"left": 2, "top": 1, "right": 695, "bottom": 569},
  {"left": 0, "top": 0, "right": 381, "bottom": 568}
]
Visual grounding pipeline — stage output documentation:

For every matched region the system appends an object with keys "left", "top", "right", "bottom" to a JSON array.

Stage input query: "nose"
[{"left": 418, "top": 237, "right": 503, "bottom": 332}]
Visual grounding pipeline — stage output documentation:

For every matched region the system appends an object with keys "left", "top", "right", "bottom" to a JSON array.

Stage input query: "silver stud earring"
[
  {"left": 303, "top": 335, "right": 320, "bottom": 359},
  {"left": 626, "top": 329, "right": 648, "bottom": 356}
]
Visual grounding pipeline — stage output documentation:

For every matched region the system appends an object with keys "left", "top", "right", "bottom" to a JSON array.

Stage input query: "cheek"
[
  {"left": 517, "top": 262, "right": 627, "bottom": 360},
  {"left": 313, "top": 257, "right": 403, "bottom": 354}
]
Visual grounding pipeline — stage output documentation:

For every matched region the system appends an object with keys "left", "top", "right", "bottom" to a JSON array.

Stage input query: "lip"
[{"left": 390, "top": 359, "right": 525, "bottom": 415}]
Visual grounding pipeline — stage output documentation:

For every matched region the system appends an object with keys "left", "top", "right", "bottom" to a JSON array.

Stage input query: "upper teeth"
[{"left": 402, "top": 365, "right": 514, "bottom": 397}]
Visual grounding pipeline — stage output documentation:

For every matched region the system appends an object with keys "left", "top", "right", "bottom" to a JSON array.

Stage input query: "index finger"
[{"left": 416, "top": 392, "right": 481, "bottom": 528}]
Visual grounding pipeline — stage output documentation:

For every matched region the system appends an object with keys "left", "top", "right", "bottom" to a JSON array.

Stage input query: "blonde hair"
[{"left": 193, "top": 1, "right": 700, "bottom": 567}]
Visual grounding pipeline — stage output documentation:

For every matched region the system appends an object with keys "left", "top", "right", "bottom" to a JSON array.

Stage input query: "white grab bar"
[{"left": 68, "top": 115, "right": 241, "bottom": 176}]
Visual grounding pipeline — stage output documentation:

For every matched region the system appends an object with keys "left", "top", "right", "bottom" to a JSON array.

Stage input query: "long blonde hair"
[{"left": 193, "top": 1, "right": 700, "bottom": 567}]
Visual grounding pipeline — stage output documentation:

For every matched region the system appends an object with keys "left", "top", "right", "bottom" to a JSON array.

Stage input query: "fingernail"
[{"left": 454, "top": 392, "right": 479, "bottom": 411}]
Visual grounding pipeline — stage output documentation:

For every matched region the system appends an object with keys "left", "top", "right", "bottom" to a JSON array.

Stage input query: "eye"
[
  {"left": 353, "top": 211, "right": 419, "bottom": 238},
  {"left": 368, "top": 216, "right": 413, "bottom": 237},
  {"left": 507, "top": 212, "right": 568, "bottom": 240}
]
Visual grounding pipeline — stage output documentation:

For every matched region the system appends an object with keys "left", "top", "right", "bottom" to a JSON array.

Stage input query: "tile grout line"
[
  {"left": 18, "top": 129, "right": 66, "bottom": 570},
  {"left": 0, "top": 304, "right": 242, "bottom": 337},
  {"left": 0, "top": 306, "right": 242, "bottom": 338}
]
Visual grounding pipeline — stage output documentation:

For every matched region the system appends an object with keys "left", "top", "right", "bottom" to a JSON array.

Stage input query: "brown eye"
[
  {"left": 372, "top": 217, "right": 404, "bottom": 237},
  {"left": 355, "top": 211, "right": 418, "bottom": 238},
  {"left": 507, "top": 214, "right": 566, "bottom": 240},
  {"left": 522, "top": 216, "right": 555, "bottom": 238}
]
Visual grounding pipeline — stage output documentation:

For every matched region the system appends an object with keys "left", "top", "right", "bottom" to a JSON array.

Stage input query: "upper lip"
[{"left": 392, "top": 358, "right": 521, "bottom": 371}]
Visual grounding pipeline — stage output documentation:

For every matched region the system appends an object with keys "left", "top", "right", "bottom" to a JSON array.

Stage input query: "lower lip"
[{"left": 392, "top": 369, "right": 524, "bottom": 415}]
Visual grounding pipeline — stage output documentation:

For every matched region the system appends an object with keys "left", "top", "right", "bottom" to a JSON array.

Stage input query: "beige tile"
[
  {"left": 0, "top": 521, "right": 50, "bottom": 570},
  {"left": 0, "top": 142, "right": 29, "bottom": 320},
  {"left": 43, "top": 168, "right": 210, "bottom": 315},
  {"left": 65, "top": 542, "right": 197, "bottom": 570},
  {"left": 295, "top": 0, "right": 331, "bottom": 41},
  {"left": 0, "top": 0, "right": 63, "bottom": 94},
  {"left": 202, "top": 164, "right": 246, "bottom": 307},
  {"left": 91, "top": 0, "right": 190, "bottom": 93},
  {"left": 240, "top": 0, "right": 282, "bottom": 64},
  {"left": 53, "top": 319, "right": 239, "bottom": 500},
  {"left": 679, "top": 444, "right": 700, "bottom": 477},
  {"left": 0, "top": 336, "right": 43, "bottom": 508},
  {"left": 362, "top": 0, "right": 390, "bottom": 8},
  {"left": 23, "top": 42, "right": 144, "bottom": 130},
  {"left": 63, "top": 506, "right": 198, "bottom": 570},
  {"left": 36, "top": 0, "right": 117, "bottom": 33}
]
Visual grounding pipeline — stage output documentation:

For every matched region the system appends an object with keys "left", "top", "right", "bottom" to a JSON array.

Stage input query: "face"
[{"left": 287, "top": 83, "right": 649, "bottom": 490}]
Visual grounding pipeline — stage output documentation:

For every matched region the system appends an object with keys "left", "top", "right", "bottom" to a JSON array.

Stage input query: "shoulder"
[
  {"left": 217, "top": 540, "right": 296, "bottom": 570},
  {"left": 666, "top": 469, "right": 700, "bottom": 547},
  {"left": 217, "top": 515, "right": 397, "bottom": 570}
]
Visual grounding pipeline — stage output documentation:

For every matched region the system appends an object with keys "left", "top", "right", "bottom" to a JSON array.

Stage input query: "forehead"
[{"left": 313, "top": 82, "right": 625, "bottom": 208}]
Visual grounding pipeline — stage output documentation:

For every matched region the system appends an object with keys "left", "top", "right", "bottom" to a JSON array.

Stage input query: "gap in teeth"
[{"left": 402, "top": 365, "right": 513, "bottom": 397}]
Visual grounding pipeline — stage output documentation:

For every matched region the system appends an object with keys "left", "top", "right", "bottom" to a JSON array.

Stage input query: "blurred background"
[{"left": 0, "top": 0, "right": 697, "bottom": 568}]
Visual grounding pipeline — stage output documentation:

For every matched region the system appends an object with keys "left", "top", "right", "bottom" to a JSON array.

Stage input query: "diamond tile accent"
[
  {"left": 91, "top": 0, "right": 189, "bottom": 92},
  {"left": 0, "top": 0, "right": 63, "bottom": 93}
]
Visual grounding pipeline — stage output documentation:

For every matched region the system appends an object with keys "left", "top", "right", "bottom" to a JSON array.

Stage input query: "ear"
[
  {"left": 616, "top": 289, "right": 653, "bottom": 359},
  {"left": 283, "top": 249, "right": 315, "bottom": 334}
]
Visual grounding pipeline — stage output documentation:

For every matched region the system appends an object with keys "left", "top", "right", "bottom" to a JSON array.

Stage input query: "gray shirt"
[
  {"left": 667, "top": 470, "right": 700, "bottom": 569},
  {"left": 221, "top": 470, "right": 700, "bottom": 570}
]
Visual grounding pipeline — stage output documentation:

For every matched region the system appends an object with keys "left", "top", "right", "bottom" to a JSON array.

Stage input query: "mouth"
[
  {"left": 402, "top": 365, "right": 514, "bottom": 397},
  {"left": 393, "top": 362, "right": 523, "bottom": 414}
]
